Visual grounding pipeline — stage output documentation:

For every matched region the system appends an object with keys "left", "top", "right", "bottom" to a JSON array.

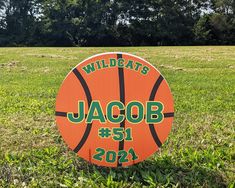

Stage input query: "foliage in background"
[{"left": 0, "top": 0, "right": 234, "bottom": 46}]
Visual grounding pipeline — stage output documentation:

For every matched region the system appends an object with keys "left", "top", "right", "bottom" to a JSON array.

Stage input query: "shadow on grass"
[
  {"left": 80, "top": 156, "right": 227, "bottom": 187},
  {"left": 0, "top": 148, "right": 228, "bottom": 187}
]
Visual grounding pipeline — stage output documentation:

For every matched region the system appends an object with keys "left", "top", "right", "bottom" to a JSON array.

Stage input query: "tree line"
[{"left": 0, "top": 0, "right": 234, "bottom": 46}]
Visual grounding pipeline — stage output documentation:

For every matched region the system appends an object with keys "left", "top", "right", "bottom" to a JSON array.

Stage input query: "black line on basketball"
[
  {"left": 117, "top": 54, "right": 123, "bottom": 60},
  {"left": 117, "top": 53, "right": 125, "bottom": 167},
  {"left": 149, "top": 75, "right": 164, "bottom": 148},
  {"left": 55, "top": 111, "right": 67, "bottom": 117},
  {"left": 164, "top": 112, "right": 174, "bottom": 118},
  {"left": 56, "top": 112, "right": 90, "bottom": 119},
  {"left": 72, "top": 68, "right": 93, "bottom": 153},
  {"left": 56, "top": 112, "right": 85, "bottom": 118},
  {"left": 73, "top": 69, "right": 92, "bottom": 105},
  {"left": 55, "top": 112, "right": 174, "bottom": 119},
  {"left": 150, "top": 75, "right": 163, "bottom": 101},
  {"left": 73, "top": 123, "right": 92, "bottom": 153}
]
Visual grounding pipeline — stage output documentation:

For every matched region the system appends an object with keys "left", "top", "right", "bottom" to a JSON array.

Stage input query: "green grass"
[{"left": 0, "top": 47, "right": 234, "bottom": 187}]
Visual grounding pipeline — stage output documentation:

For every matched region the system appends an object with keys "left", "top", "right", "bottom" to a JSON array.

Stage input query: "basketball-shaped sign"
[{"left": 55, "top": 52, "right": 174, "bottom": 167}]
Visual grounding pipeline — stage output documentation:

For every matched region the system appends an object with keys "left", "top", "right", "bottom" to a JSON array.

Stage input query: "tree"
[
  {"left": 0, "top": 0, "right": 4, "bottom": 9},
  {"left": 193, "top": 14, "right": 212, "bottom": 44},
  {"left": 0, "top": 0, "right": 7, "bottom": 46},
  {"left": 116, "top": 0, "right": 204, "bottom": 46},
  {"left": 0, "top": 0, "right": 235, "bottom": 46},
  {"left": 0, "top": 0, "right": 42, "bottom": 46},
  {"left": 193, "top": 0, "right": 235, "bottom": 45},
  {"left": 41, "top": 0, "right": 120, "bottom": 46}
]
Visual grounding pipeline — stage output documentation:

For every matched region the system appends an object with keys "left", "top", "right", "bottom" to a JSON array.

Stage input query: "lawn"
[{"left": 0, "top": 47, "right": 234, "bottom": 187}]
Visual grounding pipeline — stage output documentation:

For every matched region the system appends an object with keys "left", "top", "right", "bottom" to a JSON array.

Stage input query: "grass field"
[{"left": 0, "top": 47, "right": 234, "bottom": 187}]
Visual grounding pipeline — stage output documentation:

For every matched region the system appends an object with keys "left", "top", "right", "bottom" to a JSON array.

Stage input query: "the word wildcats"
[{"left": 82, "top": 58, "right": 150, "bottom": 75}]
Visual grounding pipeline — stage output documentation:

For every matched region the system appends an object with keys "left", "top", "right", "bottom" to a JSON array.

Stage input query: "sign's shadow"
[{"left": 78, "top": 156, "right": 226, "bottom": 187}]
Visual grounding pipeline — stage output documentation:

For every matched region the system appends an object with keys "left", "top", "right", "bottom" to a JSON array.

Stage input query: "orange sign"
[{"left": 55, "top": 52, "right": 174, "bottom": 167}]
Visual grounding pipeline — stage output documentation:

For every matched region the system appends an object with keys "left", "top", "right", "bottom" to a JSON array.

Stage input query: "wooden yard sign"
[{"left": 55, "top": 52, "right": 174, "bottom": 167}]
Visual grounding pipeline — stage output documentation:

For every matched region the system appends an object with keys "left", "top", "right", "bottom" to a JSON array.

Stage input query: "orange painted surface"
[{"left": 55, "top": 52, "right": 174, "bottom": 167}]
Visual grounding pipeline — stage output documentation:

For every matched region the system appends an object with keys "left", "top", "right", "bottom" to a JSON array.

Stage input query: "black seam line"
[
  {"left": 55, "top": 112, "right": 174, "bottom": 119},
  {"left": 149, "top": 75, "right": 164, "bottom": 148},
  {"left": 72, "top": 68, "right": 93, "bottom": 153},
  {"left": 117, "top": 53, "right": 125, "bottom": 167},
  {"left": 149, "top": 75, "right": 164, "bottom": 101},
  {"left": 55, "top": 111, "right": 67, "bottom": 117},
  {"left": 117, "top": 54, "right": 123, "bottom": 59},
  {"left": 164, "top": 112, "right": 174, "bottom": 118},
  {"left": 73, "top": 69, "right": 92, "bottom": 105}
]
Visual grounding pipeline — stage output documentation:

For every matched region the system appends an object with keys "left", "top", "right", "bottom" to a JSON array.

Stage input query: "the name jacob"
[{"left": 67, "top": 101, "right": 164, "bottom": 124}]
